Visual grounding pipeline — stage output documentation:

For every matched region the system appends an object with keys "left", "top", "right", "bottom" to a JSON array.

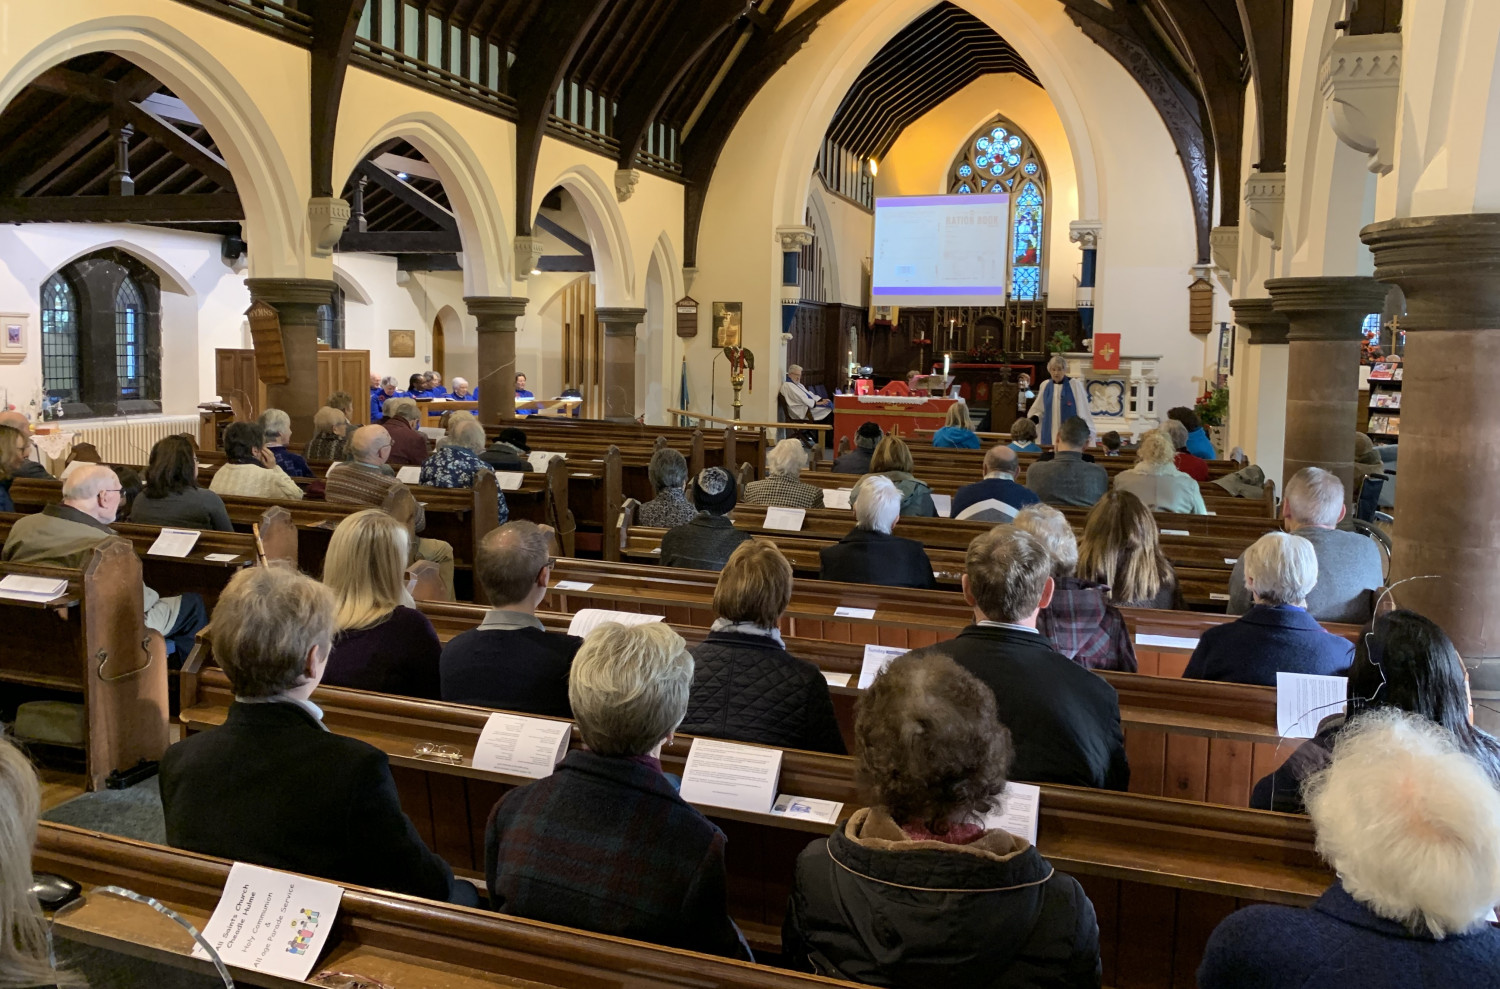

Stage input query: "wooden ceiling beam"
[
  {"left": 357, "top": 159, "right": 457, "bottom": 229},
  {"left": 124, "top": 102, "right": 237, "bottom": 191},
  {"left": 1235, "top": 0, "right": 1293, "bottom": 171},
  {"left": 27, "top": 66, "right": 115, "bottom": 103},
  {"left": 0, "top": 194, "right": 243, "bottom": 223},
  {"left": 337, "top": 230, "right": 464, "bottom": 253},
  {"left": 309, "top": 0, "right": 368, "bottom": 198}
]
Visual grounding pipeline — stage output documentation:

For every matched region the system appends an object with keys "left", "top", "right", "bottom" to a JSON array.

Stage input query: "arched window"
[
  {"left": 41, "top": 274, "right": 79, "bottom": 403},
  {"left": 317, "top": 286, "right": 346, "bottom": 349},
  {"left": 949, "top": 115, "right": 1048, "bottom": 300},
  {"left": 116, "top": 276, "right": 144, "bottom": 398}
]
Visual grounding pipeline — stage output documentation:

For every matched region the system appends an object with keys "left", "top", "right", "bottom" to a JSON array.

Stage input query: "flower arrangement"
[{"left": 1195, "top": 385, "right": 1229, "bottom": 428}]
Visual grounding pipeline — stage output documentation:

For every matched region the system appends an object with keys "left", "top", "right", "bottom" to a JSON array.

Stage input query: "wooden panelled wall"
[
  {"left": 789, "top": 303, "right": 866, "bottom": 394},
  {"left": 557, "top": 274, "right": 602, "bottom": 419}
]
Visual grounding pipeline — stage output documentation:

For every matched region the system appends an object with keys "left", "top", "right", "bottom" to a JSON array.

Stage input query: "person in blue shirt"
[
  {"left": 370, "top": 376, "right": 402, "bottom": 421},
  {"left": 407, "top": 373, "right": 433, "bottom": 399},
  {"left": 449, "top": 377, "right": 477, "bottom": 400},
  {"left": 1007, "top": 417, "right": 1042, "bottom": 453},
  {"left": 931, "top": 402, "right": 981, "bottom": 449},
  {"left": 952, "top": 445, "right": 1041, "bottom": 522},
  {"left": 425, "top": 371, "right": 448, "bottom": 398},
  {"left": 1168, "top": 407, "right": 1215, "bottom": 460},
  {"left": 1183, "top": 532, "right": 1353, "bottom": 686},
  {"left": 514, "top": 372, "right": 536, "bottom": 416}
]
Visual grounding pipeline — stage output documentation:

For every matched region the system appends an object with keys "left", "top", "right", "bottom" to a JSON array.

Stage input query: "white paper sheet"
[
  {"left": 771, "top": 794, "right": 843, "bottom": 825},
  {"left": 1160, "top": 528, "right": 1191, "bottom": 537},
  {"left": 981, "top": 781, "right": 1041, "bottom": 844},
  {"left": 763, "top": 507, "right": 806, "bottom": 531},
  {"left": 822, "top": 671, "right": 853, "bottom": 688},
  {"left": 146, "top": 527, "right": 201, "bottom": 558},
  {"left": 203, "top": 553, "right": 241, "bottom": 564},
  {"left": 472, "top": 712, "right": 572, "bottom": 778},
  {"left": 1209, "top": 592, "right": 1230, "bottom": 602},
  {"left": 528, "top": 451, "right": 564, "bottom": 472},
  {"left": 833, "top": 606, "right": 876, "bottom": 619},
  {"left": 565, "top": 608, "right": 664, "bottom": 637},
  {"left": 191, "top": 862, "right": 343, "bottom": 981},
  {"left": 858, "top": 644, "right": 908, "bottom": 689},
  {"left": 497, "top": 471, "right": 525, "bottom": 491},
  {"left": 396, "top": 465, "right": 423, "bottom": 484},
  {"left": 679, "top": 738, "right": 782, "bottom": 814},
  {"left": 931, "top": 493, "right": 952, "bottom": 518},
  {"left": 1224, "top": 557, "right": 1238, "bottom": 565},
  {"left": 1134, "top": 634, "right": 1200, "bottom": 650},
  {"left": 554, "top": 580, "right": 594, "bottom": 591},
  {"left": 1277, "top": 672, "right": 1347, "bottom": 739},
  {"left": 823, "top": 488, "right": 853, "bottom": 511},
  {"left": 0, "top": 574, "right": 68, "bottom": 602}
]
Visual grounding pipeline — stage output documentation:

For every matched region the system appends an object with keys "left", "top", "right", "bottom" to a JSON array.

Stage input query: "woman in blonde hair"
[
  {"left": 322, "top": 509, "right": 441, "bottom": 698},
  {"left": 0, "top": 425, "right": 30, "bottom": 514},
  {"left": 1076, "top": 490, "right": 1183, "bottom": 609},
  {"left": 1112, "top": 429, "right": 1206, "bottom": 515},
  {"left": 932, "top": 402, "right": 980, "bottom": 449},
  {"left": 850, "top": 435, "right": 937, "bottom": 517},
  {"left": 0, "top": 736, "right": 82, "bottom": 987}
]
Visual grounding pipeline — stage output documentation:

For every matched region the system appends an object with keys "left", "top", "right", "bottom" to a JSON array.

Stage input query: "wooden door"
[
  {"left": 432, "top": 314, "right": 445, "bottom": 377},
  {"left": 333, "top": 350, "right": 372, "bottom": 424}
]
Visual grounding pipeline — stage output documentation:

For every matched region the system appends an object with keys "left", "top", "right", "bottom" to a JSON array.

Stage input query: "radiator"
[{"left": 33, "top": 414, "right": 204, "bottom": 472}]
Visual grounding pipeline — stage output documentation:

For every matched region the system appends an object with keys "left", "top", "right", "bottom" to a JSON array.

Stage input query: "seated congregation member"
[
  {"left": 326, "top": 425, "right": 455, "bottom": 599},
  {"left": 1014, "top": 504, "right": 1136, "bottom": 672},
  {"left": 485, "top": 621, "right": 752, "bottom": 960},
  {"left": 5, "top": 464, "right": 207, "bottom": 659},
  {"left": 1198, "top": 711, "right": 1500, "bottom": 989},
  {"left": 831, "top": 421, "right": 881, "bottom": 475},
  {"left": 931, "top": 401, "right": 981, "bottom": 448},
  {"left": 819, "top": 476, "right": 936, "bottom": 590},
  {"left": 513, "top": 372, "right": 536, "bottom": 415},
  {"left": 1024, "top": 416, "right": 1107, "bottom": 507},
  {"left": 305, "top": 404, "right": 352, "bottom": 463},
  {"left": 1162, "top": 418, "right": 1209, "bottom": 482},
  {"left": 1167, "top": 406, "right": 1215, "bottom": 461},
  {"left": 258, "top": 408, "right": 312, "bottom": 478},
  {"left": 1076, "top": 490, "right": 1184, "bottom": 609},
  {"left": 682, "top": 541, "right": 844, "bottom": 754},
  {"left": 481, "top": 426, "right": 532, "bottom": 472},
  {"left": 129, "top": 434, "right": 233, "bottom": 531},
  {"left": 1007, "top": 416, "right": 1041, "bottom": 453},
  {"left": 952, "top": 444, "right": 1040, "bottom": 522},
  {"left": 1184, "top": 532, "right": 1353, "bottom": 686},
  {"left": 450, "top": 376, "right": 476, "bottom": 400},
  {"left": 660, "top": 467, "right": 750, "bottom": 571},
  {"left": 161, "top": 565, "right": 471, "bottom": 905},
  {"left": 850, "top": 434, "right": 935, "bottom": 517},
  {"left": 946, "top": 526, "right": 1130, "bottom": 789},
  {"left": 637, "top": 447, "right": 700, "bottom": 526},
  {"left": 370, "top": 375, "right": 402, "bottom": 421},
  {"left": 406, "top": 372, "right": 432, "bottom": 398},
  {"left": 781, "top": 363, "right": 833, "bottom": 422},
  {"left": 381, "top": 398, "right": 429, "bottom": 467},
  {"left": 1228, "top": 467, "right": 1382, "bottom": 623},
  {"left": 420, "top": 417, "right": 508, "bottom": 524},
  {"left": 208, "top": 421, "right": 304, "bottom": 500},
  {"left": 0, "top": 735, "right": 81, "bottom": 987},
  {"left": 323, "top": 510, "right": 442, "bottom": 700},
  {"left": 744, "top": 438, "right": 826, "bottom": 510},
  {"left": 434, "top": 410, "right": 476, "bottom": 449},
  {"left": 1250, "top": 610, "right": 1500, "bottom": 814},
  {"left": 1112, "top": 429, "right": 1207, "bottom": 515},
  {"left": 326, "top": 390, "right": 355, "bottom": 419},
  {"left": 441, "top": 521, "right": 580, "bottom": 716},
  {"left": 0, "top": 424, "right": 29, "bottom": 513},
  {"left": 1100, "top": 430, "right": 1123, "bottom": 456},
  {"left": 0, "top": 410, "right": 53, "bottom": 480},
  {"left": 784, "top": 651, "right": 1101, "bottom": 987}
]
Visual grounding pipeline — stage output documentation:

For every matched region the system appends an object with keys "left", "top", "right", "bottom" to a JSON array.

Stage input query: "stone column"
[
  {"left": 1228, "top": 297, "right": 1291, "bottom": 489},
  {"left": 597, "top": 307, "right": 647, "bottom": 422},
  {"left": 244, "top": 278, "right": 336, "bottom": 443},
  {"left": 1069, "top": 221, "right": 1102, "bottom": 339},
  {"left": 1265, "top": 276, "right": 1388, "bottom": 497},
  {"left": 465, "top": 297, "right": 528, "bottom": 423},
  {"left": 1362, "top": 214, "right": 1500, "bottom": 728}
]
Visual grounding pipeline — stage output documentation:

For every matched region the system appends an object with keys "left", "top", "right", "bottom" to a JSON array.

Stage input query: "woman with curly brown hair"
[{"left": 782, "top": 650, "right": 1102, "bottom": 988}]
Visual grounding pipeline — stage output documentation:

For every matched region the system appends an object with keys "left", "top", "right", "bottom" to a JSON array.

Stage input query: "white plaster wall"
[
  {"left": 332, "top": 254, "right": 468, "bottom": 388},
  {"left": 808, "top": 179, "right": 872, "bottom": 308}
]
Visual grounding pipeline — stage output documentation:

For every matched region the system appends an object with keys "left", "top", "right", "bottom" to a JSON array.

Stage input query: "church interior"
[{"left": 1, "top": 0, "right": 1499, "bottom": 985}]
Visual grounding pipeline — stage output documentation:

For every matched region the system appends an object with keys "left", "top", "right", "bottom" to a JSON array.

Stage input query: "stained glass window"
[
  {"left": 42, "top": 274, "right": 79, "bottom": 403},
  {"left": 948, "top": 114, "right": 1048, "bottom": 302}
]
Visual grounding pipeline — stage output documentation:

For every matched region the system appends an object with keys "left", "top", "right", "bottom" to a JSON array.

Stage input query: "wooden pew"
[
  {"left": 36, "top": 823, "right": 862, "bottom": 989},
  {"left": 0, "top": 543, "right": 167, "bottom": 790},
  {"left": 174, "top": 669, "right": 1331, "bottom": 985},
  {"left": 506, "top": 419, "right": 767, "bottom": 479}
]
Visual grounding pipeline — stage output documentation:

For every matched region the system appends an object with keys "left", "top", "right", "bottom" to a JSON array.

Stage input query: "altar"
[{"left": 832, "top": 394, "right": 960, "bottom": 449}]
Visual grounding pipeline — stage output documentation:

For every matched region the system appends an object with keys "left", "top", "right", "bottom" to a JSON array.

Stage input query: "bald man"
[
  {"left": 2, "top": 464, "right": 207, "bottom": 659},
  {"left": 952, "top": 444, "right": 1041, "bottom": 522},
  {"left": 325, "top": 425, "right": 455, "bottom": 599},
  {"left": 0, "top": 412, "right": 53, "bottom": 479}
]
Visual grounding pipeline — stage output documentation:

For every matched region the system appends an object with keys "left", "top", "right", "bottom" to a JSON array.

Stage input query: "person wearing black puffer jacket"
[
  {"left": 784, "top": 650, "right": 1100, "bottom": 988},
  {"left": 681, "top": 541, "right": 846, "bottom": 754}
]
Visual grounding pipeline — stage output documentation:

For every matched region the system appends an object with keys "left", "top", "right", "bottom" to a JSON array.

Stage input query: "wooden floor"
[{"left": 40, "top": 768, "right": 85, "bottom": 811}]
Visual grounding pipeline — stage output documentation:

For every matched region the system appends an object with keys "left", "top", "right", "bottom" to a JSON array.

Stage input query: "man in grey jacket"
[
  {"left": 1226, "top": 466, "right": 1383, "bottom": 624},
  {"left": 1023, "top": 416, "right": 1108, "bottom": 507}
]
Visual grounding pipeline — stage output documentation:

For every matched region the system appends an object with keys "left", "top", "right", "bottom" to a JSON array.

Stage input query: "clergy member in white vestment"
[
  {"left": 1027, "top": 354, "right": 1095, "bottom": 447},
  {"left": 781, "top": 364, "right": 833, "bottom": 421}
]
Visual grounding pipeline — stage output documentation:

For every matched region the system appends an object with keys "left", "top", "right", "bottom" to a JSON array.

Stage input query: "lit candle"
[{"left": 943, "top": 354, "right": 950, "bottom": 376}]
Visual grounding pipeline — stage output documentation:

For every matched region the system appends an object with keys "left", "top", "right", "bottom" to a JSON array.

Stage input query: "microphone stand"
[{"left": 709, "top": 348, "right": 725, "bottom": 419}]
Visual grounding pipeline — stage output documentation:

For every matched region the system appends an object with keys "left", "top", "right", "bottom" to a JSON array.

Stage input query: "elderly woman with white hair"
[
  {"left": 743, "top": 438, "right": 826, "bottom": 509},
  {"left": 1113, "top": 429, "right": 1207, "bottom": 514},
  {"left": 306, "top": 403, "right": 352, "bottom": 462},
  {"left": 819, "top": 474, "right": 935, "bottom": 588},
  {"left": 485, "top": 621, "right": 752, "bottom": 960},
  {"left": 1026, "top": 354, "right": 1094, "bottom": 447},
  {"left": 419, "top": 416, "right": 509, "bottom": 524},
  {"left": 1183, "top": 531, "right": 1353, "bottom": 685},
  {"left": 258, "top": 407, "right": 313, "bottom": 478},
  {"left": 1198, "top": 709, "right": 1500, "bottom": 988}
]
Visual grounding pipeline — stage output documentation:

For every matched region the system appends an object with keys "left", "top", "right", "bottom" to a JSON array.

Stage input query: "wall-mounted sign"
[{"left": 675, "top": 297, "right": 698, "bottom": 338}]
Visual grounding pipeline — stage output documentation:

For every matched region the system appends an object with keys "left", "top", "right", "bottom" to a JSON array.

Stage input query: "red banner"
[{"left": 1092, "top": 333, "right": 1122, "bottom": 371}]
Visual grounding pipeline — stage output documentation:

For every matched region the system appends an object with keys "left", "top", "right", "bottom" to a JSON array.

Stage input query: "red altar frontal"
[{"left": 832, "top": 395, "right": 960, "bottom": 447}]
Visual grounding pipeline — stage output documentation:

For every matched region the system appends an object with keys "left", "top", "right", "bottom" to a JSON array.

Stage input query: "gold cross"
[{"left": 1098, "top": 341, "right": 1116, "bottom": 363}]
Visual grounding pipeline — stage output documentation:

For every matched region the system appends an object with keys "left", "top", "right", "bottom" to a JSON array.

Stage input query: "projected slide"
[{"left": 871, "top": 194, "right": 1010, "bottom": 305}]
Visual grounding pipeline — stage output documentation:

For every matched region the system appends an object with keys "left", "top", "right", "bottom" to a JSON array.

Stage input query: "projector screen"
[{"left": 871, "top": 193, "right": 1010, "bottom": 306}]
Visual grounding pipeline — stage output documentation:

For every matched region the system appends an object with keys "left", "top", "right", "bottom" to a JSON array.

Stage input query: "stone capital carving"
[
  {"left": 245, "top": 277, "right": 337, "bottom": 311},
  {"left": 1068, "top": 220, "right": 1102, "bottom": 250},
  {"left": 1265, "top": 276, "right": 1388, "bottom": 341},
  {"left": 1229, "top": 296, "right": 1290, "bottom": 345},
  {"left": 1210, "top": 226, "right": 1239, "bottom": 293},
  {"left": 775, "top": 225, "right": 814, "bottom": 252},
  {"left": 597, "top": 307, "right": 648, "bottom": 336},
  {"left": 1244, "top": 172, "right": 1286, "bottom": 249},
  {"left": 1362, "top": 213, "right": 1500, "bottom": 332},
  {"left": 613, "top": 168, "right": 640, "bottom": 203},
  {"left": 307, "top": 197, "right": 350, "bottom": 258},
  {"left": 514, "top": 235, "right": 544, "bottom": 279},
  {"left": 1321, "top": 33, "right": 1401, "bottom": 176},
  {"left": 464, "top": 296, "right": 529, "bottom": 330}
]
